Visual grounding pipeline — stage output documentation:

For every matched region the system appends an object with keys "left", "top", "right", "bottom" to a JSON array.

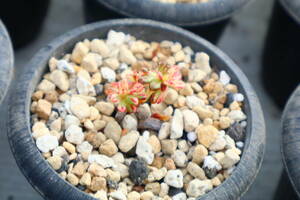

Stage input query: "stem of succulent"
[{"left": 105, "top": 63, "right": 185, "bottom": 113}]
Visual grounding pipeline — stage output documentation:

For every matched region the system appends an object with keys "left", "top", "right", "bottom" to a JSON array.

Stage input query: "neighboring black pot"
[
  {"left": 0, "top": 0, "right": 50, "bottom": 49},
  {"left": 0, "top": 20, "right": 14, "bottom": 104},
  {"left": 7, "top": 19, "right": 265, "bottom": 200},
  {"left": 83, "top": 0, "right": 253, "bottom": 43},
  {"left": 276, "top": 85, "right": 300, "bottom": 200},
  {"left": 262, "top": 0, "right": 300, "bottom": 109}
]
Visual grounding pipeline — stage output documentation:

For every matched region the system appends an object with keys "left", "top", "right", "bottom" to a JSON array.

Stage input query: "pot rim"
[
  {"left": 280, "top": 0, "right": 300, "bottom": 24},
  {"left": 281, "top": 84, "right": 300, "bottom": 198},
  {"left": 95, "top": 0, "right": 253, "bottom": 26},
  {"left": 0, "top": 20, "right": 14, "bottom": 104},
  {"left": 7, "top": 18, "right": 265, "bottom": 200}
]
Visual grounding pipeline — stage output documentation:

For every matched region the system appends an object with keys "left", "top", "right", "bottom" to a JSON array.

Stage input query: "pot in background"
[
  {"left": 276, "top": 85, "right": 300, "bottom": 200},
  {"left": 0, "top": 20, "right": 14, "bottom": 104},
  {"left": 0, "top": 0, "right": 50, "bottom": 49},
  {"left": 262, "top": 0, "right": 300, "bottom": 109},
  {"left": 7, "top": 19, "right": 265, "bottom": 200},
  {"left": 83, "top": 0, "right": 253, "bottom": 43}
]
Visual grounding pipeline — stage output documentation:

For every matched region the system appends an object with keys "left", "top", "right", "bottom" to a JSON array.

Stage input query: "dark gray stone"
[
  {"left": 227, "top": 122, "right": 246, "bottom": 142},
  {"left": 129, "top": 159, "right": 149, "bottom": 186},
  {"left": 138, "top": 118, "right": 162, "bottom": 131}
]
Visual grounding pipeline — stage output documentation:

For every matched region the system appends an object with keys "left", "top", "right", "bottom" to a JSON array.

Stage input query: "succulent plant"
[
  {"left": 105, "top": 62, "right": 185, "bottom": 113},
  {"left": 105, "top": 79, "right": 147, "bottom": 113},
  {"left": 141, "top": 63, "right": 185, "bottom": 103}
]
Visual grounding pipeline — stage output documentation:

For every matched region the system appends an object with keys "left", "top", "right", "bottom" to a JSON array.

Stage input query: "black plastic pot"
[
  {"left": 83, "top": 0, "right": 253, "bottom": 43},
  {"left": 0, "top": 0, "right": 50, "bottom": 49},
  {"left": 0, "top": 20, "right": 14, "bottom": 104},
  {"left": 7, "top": 19, "right": 265, "bottom": 200},
  {"left": 276, "top": 85, "right": 300, "bottom": 200},
  {"left": 262, "top": 0, "right": 300, "bottom": 109}
]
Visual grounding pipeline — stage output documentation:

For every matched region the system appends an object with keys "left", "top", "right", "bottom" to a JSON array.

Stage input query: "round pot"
[
  {"left": 262, "top": 0, "right": 300, "bottom": 109},
  {"left": 83, "top": 0, "right": 253, "bottom": 43},
  {"left": 0, "top": 20, "right": 14, "bottom": 104},
  {"left": 7, "top": 19, "right": 265, "bottom": 200},
  {"left": 276, "top": 85, "right": 300, "bottom": 200},
  {"left": 0, "top": 0, "right": 50, "bottom": 49}
]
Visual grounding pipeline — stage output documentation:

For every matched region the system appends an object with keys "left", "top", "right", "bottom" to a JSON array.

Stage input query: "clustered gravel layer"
[
  {"left": 30, "top": 30, "right": 247, "bottom": 200},
  {"left": 155, "top": 0, "right": 210, "bottom": 3}
]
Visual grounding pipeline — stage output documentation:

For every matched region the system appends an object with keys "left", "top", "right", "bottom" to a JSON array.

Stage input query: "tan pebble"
[
  {"left": 164, "top": 88, "right": 178, "bottom": 104},
  {"left": 179, "top": 84, "right": 193, "bottom": 96},
  {"left": 67, "top": 173, "right": 79, "bottom": 185},
  {"left": 183, "top": 174, "right": 193, "bottom": 185},
  {"left": 145, "top": 182, "right": 161, "bottom": 195},
  {"left": 36, "top": 99, "right": 52, "bottom": 120},
  {"left": 37, "top": 79, "right": 55, "bottom": 92},
  {"left": 193, "top": 105, "right": 213, "bottom": 120},
  {"left": 120, "top": 46, "right": 137, "bottom": 65},
  {"left": 102, "top": 115, "right": 115, "bottom": 123},
  {"left": 72, "top": 161, "right": 89, "bottom": 176},
  {"left": 225, "top": 84, "right": 238, "bottom": 93},
  {"left": 91, "top": 72, "right": 102, "bottom": 85},
  {"left": 151, "top": 103, "right": 167, "bottom": 114},
  {"left": 230, "top": 101, "right": 241, "bottom": 110},
  {"left": 43, "top": 152, "right": 51, "bottom": 159},
  {"left": 219, "top": 116, "right": 231, "bottom": 129},
  {"left": 174, "top": 50, "right": 185, "bottom": 62},
  {"left": 47, "top": 156, "right": 62, "bottom": 170},
  {"left": 50, "top": 121, "right": 60, "bottom": 135},
  {"left": 94, "top": 190, "right": 108, "bottom": 200},
  {"left": 88, "top": 163, "right": 107, "bottom": 177},
  {"left": 80, "top": 172, "right": 92, "bottom": 186},
  {"left": 196, "top": 125, "right": 218, "bottom": 148},
  {"left": 151, "top": 157, "right": 165, "bottom": 169},
  {"left": 203, "top": 118, "right": 213, "bottom": 125},
  {"left": 81, "top": 53, "right": 102, "bottom": 73},
  {"left": 213, "top": 152, "right": 225, "bottom": 163},
  {"left": 187, "top": 162, "right": 206, "bottom": 180},
  {"left": 50, "top": 70, "right": 69, "bottom": 92},
  {"left": 71, "top": 42, "right": 89, "bottom": 64},
  {"left": 99, "top": 139, "right": 118, "bottom": 157},
  {"left": 70, "top": 96, "right": 90, "bottom": 120},
  {"left": 44, "top": 91, "right": 58, "bottom": 103},
  {"left": 147, "top": 135, "right": 161, "bottom": 154},
  {"left": 140, "top": 191, "right": 154, "bottom": 200},
  {"left": 220, "top": 108, "right": 230, "bottom": 116},
  {"left": 161, "top": 140, "right": 177, "bottom": 155},
  {"left": 84, "top": 120, "right": 94, "bottom": 130},
  {"left": 192, "top": 144, "right": 208, "bottom": 165},
  {"left": 93, "top": 120, "right": 106, "bottom": 131},
  {"left": 104, "top": 57, "right": 120, "bottom": 70},
  {"left": 63, "top": 142, "right": 76, "bottom": 154},
  {"left": 95, "top": 101, "right": 115, "bottom": 116},
  {"left": 32, "top": 121, "right": 49, "bottom": 139},
  {"left": 191, "top": 82, "right": 202, "bottom": 92},
  {"left": 90, "top": 177, "right": 107, "bottom": 192},
  {"left": 127, "top": 191, "right": 141, "bottom": 200},
  {"left": 217, "top": 173, "right": 225, "bottom": 182},
  {"left": 85, "top": 132, "right": 106, "bottom": 148},
  {"left": 211, "top": 177, "right": 221, "bottom": 186},
  {"left": 174, "top": 95, "right": 186, "bottom": 108},
  {"left": 104, "top": 121, "right": 122, "bottom": 143},
  {"left": 32, "top": 91, "right": 44, "bottom": 101},
  {"left": 31, "top": 101, "right": 37, "bottom": 112},
  {"left": 90, "top": 39, "right": 110, "bottom": 58},
  {"left": 106, "top": 169, "right": 121, "bottom": 182},
  {"left": 89, "top": 107, "right": 100, "bottom": 121},
  {"left": 59, "top": 171, "right": 67, "bottom": 179},
  {"left": 164, "top": 158, "right": 176, "bottom": 170},
  {"left": 48, "top": 57, "right": 58, "bottom": 71}
]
